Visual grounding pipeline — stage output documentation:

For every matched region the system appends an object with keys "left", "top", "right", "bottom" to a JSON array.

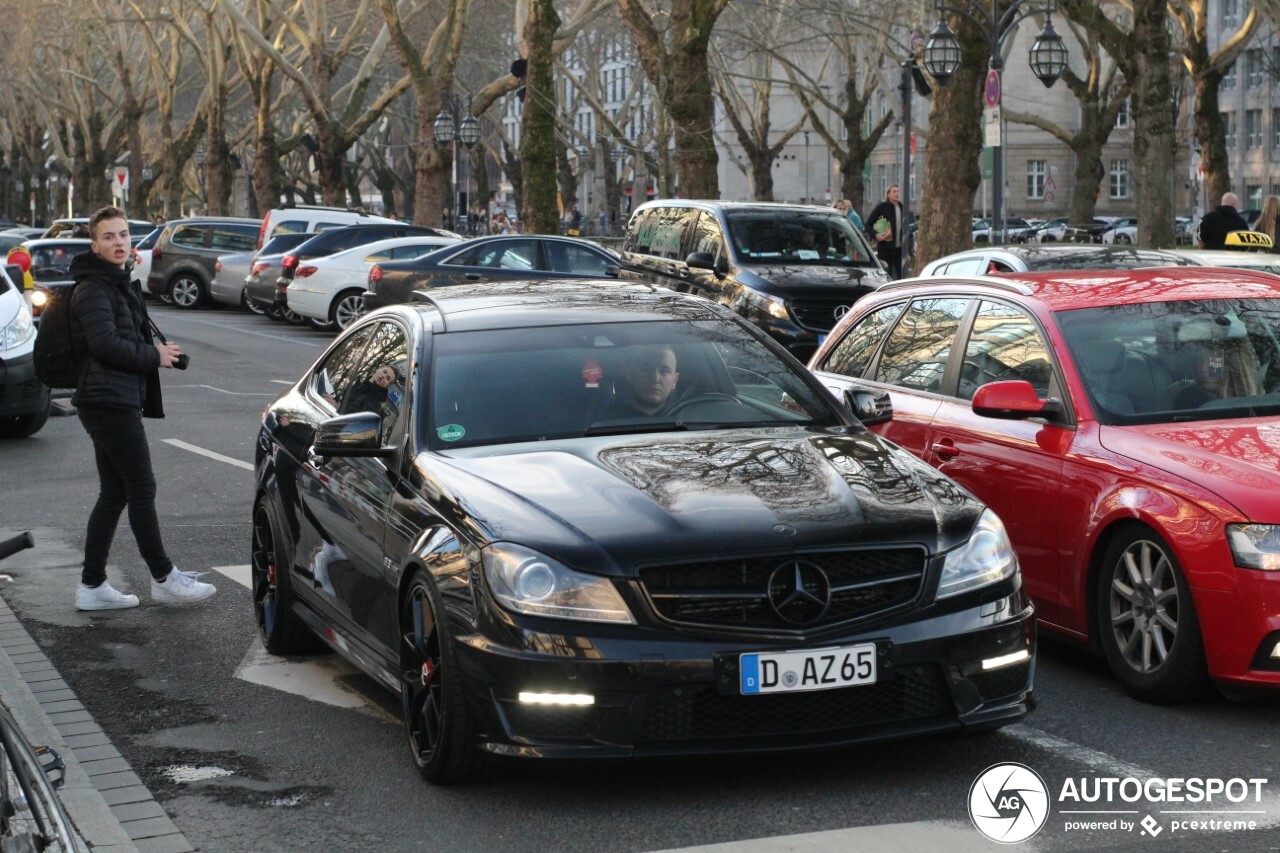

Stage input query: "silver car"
[
  {"left": 918, "top": 245, "right": 1197, "bottom": 276},
  {"left": 209, "top": 252, "right": 258, "bottom": 311}
]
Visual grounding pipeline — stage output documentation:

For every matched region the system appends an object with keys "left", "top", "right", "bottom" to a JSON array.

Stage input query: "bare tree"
[{"left": 519, "top": 0, "right": 561, "bottom": 233}]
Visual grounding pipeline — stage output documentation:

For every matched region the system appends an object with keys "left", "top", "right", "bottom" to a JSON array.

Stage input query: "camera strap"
[{"left": 147, "top": 316, "right": 171, "bottom": 345}]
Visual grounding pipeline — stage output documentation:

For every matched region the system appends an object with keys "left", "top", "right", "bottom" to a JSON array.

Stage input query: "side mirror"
[
  {"left": 604, "top": 263, "right": 620, "bottom": 278},
  {"left": 685, "top": 251, "right": 715, "bottom": 270},
  {"left": 843, "top": 387, "right": 892, "bottom": 426},
  {"left": 5, "top": 264, "right": 24, "bottom": 287},
  {"left": 971, "top": 380, "right": 1062, "bottom": 420},
  {"left": 312, "top": 412, "right": 396, "bottom": 458}
]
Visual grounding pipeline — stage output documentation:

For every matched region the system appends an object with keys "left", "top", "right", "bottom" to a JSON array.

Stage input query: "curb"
[{"left": 0, "top": 593, "right": 193, "bottom": 852}]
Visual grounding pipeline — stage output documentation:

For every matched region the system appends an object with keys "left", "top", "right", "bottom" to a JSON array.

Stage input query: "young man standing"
[
  {"left": 71, "top": 206, "right": 216, "bottom": 610},
  {"left": 865, "top": 185, "right": 905, "bottom": 279}
]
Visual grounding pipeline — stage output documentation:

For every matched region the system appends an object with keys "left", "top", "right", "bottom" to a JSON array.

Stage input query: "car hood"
[
  {"left": 737, "top": 263, "right": 886, "bottom": 297},
  {"left": 1099, "top": 420, "right": 1280, "bottom": 520},
  {"left": 422, "top": 427, "right": 981, "bottom": 575}
]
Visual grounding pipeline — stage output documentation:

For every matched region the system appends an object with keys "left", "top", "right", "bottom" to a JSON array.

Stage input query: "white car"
[
  {"left": 0, "top": 266, "right": 48, "bottom": 437},
  {"left": 286, "top": 235, "right": 461, "bottom": 330},
  {"left": 1099, "top": 217, "right": 1139, "bottom": 245},
  {"left": 131, "top": 228, "right": 162, "bottom": 297}
]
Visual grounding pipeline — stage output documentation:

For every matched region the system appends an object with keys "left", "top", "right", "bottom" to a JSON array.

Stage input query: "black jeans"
[{"left": 78, "top": 405, "right": 171, "bottom": 585}]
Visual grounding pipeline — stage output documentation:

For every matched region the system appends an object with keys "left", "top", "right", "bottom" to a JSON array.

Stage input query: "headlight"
[
  {"left": 937, "top": 509, "right": 1018, "bottom": 599},
  {"left": 29, "top": 289, "right": 49, "bottom": 312},
  {"left": 482, "top": 543, "right": 635, "bottom": 624},
  {"left": 1227, "top": 524, "right": 1280, "bottom": 571},
  {"left": 2, "top": 302, "right": 35, "bottom": 349},
  {"left": 746, "top": 291, "right": 789, "bottom": 321}
]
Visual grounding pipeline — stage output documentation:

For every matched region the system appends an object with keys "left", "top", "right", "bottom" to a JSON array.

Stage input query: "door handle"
[
  {"left": 464, "top": 272, "right": 482, "bottom": 280},
  {"left": 930, "top": 439, "right": 960, "bottom": 459}
]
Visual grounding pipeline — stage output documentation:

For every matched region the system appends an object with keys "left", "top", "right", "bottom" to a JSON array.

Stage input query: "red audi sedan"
[{"left": 808, "top": 267, "right": 1280, "bottom": 703}]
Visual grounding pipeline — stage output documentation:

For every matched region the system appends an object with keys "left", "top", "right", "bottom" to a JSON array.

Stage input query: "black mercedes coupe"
[{"left": 252, "top": 280, "right": 1035, "bottom": 784}]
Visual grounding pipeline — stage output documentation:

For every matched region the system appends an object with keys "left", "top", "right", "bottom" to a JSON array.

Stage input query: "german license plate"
[{"left": 740, "top": 643, "right": 876, "bottom": 695}]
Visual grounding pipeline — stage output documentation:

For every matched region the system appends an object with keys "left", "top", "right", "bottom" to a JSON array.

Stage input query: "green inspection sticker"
[{"left": 437, "top": 424, "right": 466, "bottom": 442}]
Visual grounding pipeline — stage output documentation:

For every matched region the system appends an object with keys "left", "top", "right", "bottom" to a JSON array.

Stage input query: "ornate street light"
[
  {"left": 922, "top": 0, "right": 1069, "bottom": 244},
  {"left": 432, "top": 96, "right": 481, "bottom": 229}
]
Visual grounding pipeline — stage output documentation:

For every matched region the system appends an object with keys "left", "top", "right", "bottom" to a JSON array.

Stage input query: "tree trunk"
[
  {"left": 413, "top": 96, "right": 450, "bottom": 227},
  {"left": 253, "top": 118, "right": 281, "bottom": 216},
  {"left": 750, "top": 155, "right": 774, "bottom": 201},
  {"left": 1132, "top": 0, "right": 1176, "bottom": 248},
  {"left": 1193, "top": 72, "right": 1230, "bottom": 204},
  {"left": 520, "top": 0, "right": 561, "bottom": 234},
  {"left": 669, "top": 32, "right": 718, "bottom": 197}
]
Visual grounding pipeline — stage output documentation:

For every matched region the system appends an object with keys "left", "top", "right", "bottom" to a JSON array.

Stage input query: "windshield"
[
  {"left": 1057, "top": 298, "right": 1280, "bottom": 424},
  {"left": 723, "top": 210, "right": 876, "bottom": 266},
  {"left": 425, "top": 319, "right": 841, "bottom": 449}
]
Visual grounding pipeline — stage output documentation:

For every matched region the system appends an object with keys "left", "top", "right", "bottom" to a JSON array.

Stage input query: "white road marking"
[
  {"left": 169, "top": 384, "right": 274, "bottom": 396},
  {"left": 161, "top": 438, "right": 253, "bottom": 471},
  {"left": 210, "top": 564, "right": 394, "bottom": 721},
  {"left": 1003, "top": 723, "right": 1155, "bottom": 778},
  {"left": 150, "top": 313, "right": 323, "bottom": 346},
  {"left": 269, "top": 380, "right": 294, "bottom": 385}
]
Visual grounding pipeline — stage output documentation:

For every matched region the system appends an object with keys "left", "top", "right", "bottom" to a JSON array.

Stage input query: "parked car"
[
  {"left": 131, "top": 228, "right": 162, "bottom": 296},
  {"left": 41, "top": 217, "right": 155, "bottom": 242},
  {"left": 918, "top": 245, "right": 1196, "bottom": 277},
  {"left": 286, "top": 235, "right": 460, "bottom": 331},
  {"left": 242, "top": 233, "right": 316, "bottom": 321},
  {"left": 809, "top": 266, "right": 1280, "bottom": 703},
  {"left": 272, "top": 223, "right": 455, "bottom": 311},
  {"left": 256, "top": 203, "right": 406, "bottom": 249},
  {"left": 971, "top": 217, "right": 1034, "bottom": 244},
  {"left": 363, "top": 234, "right": 621, "bottom": 311},
  {"left": 1099, "top": 217, "right": 1139, "bottom": 245},
  {"left": 1018, "top": 217, "right": 1068, "bottom": 244},
  {"left": 618, "top": 200, "right": 887, "bottom": 360},
  {"left": 253, "top": 280, "right": 1034, "bottom": 783},
  {"left": 146, "top": 217, "right": 261, "bottom": 309},
  {"left": 9, "top": 239, "right": 93, "bottom": 312},
  {"left": 0, "top": 264, "right": 48, "bottom": 438},
  {"left": 209, "top": 252, "right": 260, "bottom": 313},
  {"left": 1164, "top": 231, "right": 1280, "bottom": 274}
]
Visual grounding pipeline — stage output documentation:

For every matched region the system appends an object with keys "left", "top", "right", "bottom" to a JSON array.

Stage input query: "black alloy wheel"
[
  {"left": 400, "top": 570, "right": 484, "bottom": 784},
  {"left": 1096, "top": 525, "right": 1213, "bottom": 704},
  {"left": 168, "top": 273, "right": 206, "bottom": 310},
  {"left": 251, "top": 502, "right": 321, "bottom": 655}
]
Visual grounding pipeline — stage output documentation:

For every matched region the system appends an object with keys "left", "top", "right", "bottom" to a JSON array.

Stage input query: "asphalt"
[{"left": 1, "top": 581, "right": 193, "bottom": 852}]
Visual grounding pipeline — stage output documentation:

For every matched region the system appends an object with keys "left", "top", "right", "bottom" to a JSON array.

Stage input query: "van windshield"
[{"left": 724, "top": 210, "right": 877, "bottom": 266}]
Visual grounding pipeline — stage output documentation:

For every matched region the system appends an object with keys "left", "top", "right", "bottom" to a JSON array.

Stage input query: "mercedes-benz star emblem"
[
  {"left": 767, "top": 560, "right": 831, "bottom": 625},
  {"left": 833, "top": 304, "right": 851, "bottom": 320}
]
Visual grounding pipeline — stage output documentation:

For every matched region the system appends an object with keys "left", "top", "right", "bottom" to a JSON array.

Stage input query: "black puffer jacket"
[{"left": 69, "top": 251, "right": 161, "bottom": 411}]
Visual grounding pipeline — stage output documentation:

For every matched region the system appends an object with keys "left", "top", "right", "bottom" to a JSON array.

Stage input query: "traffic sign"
[
  {"left": 909, "top": 135, "right": 917, "bottom": 156},
  {"left": 114, "top": 168, "right": 129, "bottom": 191},
  {"left": 984, "top": 106, "right": 1002, "bottom": 146},
  {"left": 984, "top": 70, "right": 1001, "bottom": 107}
]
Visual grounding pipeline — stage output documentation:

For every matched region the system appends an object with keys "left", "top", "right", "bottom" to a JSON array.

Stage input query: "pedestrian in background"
[
  {"left": 865, "top": 184, "right": 905, "bottom": 279},
  {"left": 1253, "top": 195, "right": 1280, "bottom": 247},
  {"left": 70, "top": 206, "right": 217, "bottom": 610},
  {"left": 834, "top": 199, "right": 864, "bottom": 233},
  {"left": 1198, "top": 192, "right": 1248, "bottom": 250}
]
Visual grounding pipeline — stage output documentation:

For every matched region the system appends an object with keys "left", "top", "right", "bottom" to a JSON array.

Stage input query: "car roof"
[
  {"left": 634, "top": 199, "right": 845, "bottom": 215},
  {"left": 888, "top": 266, "right": 1280, "bottom": 312},
  {"left": 1163, "top": 249, "right": 1280, "bottom": 267},
  {"left": 937, "top": 245, "right": 1184, "bottom": 263},
  {"left": 404, "top": 280, "right": 723, "bottom": 332}
]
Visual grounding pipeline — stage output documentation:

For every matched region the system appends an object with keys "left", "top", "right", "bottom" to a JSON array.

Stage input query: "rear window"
[
  {"left": 209, "top": 223, "right": 258, "bottom": 251},
  {"left": 270, "top": 220, "right": 309, "bottom": 237}
]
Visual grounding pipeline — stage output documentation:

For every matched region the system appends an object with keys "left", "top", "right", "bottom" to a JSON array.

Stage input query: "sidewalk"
[{"left": 0, "top": 592, "right": 193, "bottom": 852}]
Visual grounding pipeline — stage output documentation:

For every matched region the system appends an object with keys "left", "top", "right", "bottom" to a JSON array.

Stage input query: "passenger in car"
[
  {"left": 341, "top": 363, "right": 402, "bottom": 416},
  {"left": 603, "top": 345, "right": 681, "bottom": 419}
]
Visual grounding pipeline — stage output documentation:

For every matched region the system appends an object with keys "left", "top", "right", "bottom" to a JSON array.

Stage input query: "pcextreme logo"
[{"left": 969, "top": 763, "right": 1051, "bottom": 844}]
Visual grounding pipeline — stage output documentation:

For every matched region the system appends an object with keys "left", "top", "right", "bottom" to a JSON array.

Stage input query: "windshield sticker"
[{"left": 437, "top": 424, "right": 465, "bottom": 442}]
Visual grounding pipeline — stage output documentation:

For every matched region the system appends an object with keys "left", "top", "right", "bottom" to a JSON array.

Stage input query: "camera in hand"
[{"left": 174, "top": 353, "right": 190, "bottom": 370}]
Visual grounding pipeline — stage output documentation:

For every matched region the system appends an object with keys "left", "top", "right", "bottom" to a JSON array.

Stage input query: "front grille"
[
  {"left": 638, "top": 665, "right": 949, "bottom": 741},
  {"left": 971, "top": 661, "right": 1032, "bottom": 703},
  {"left": 639, "top": 549, "right": 926, "bottom": 631},
  {"left": 790, "top": 298, "right": 855, "bottom": 332}
]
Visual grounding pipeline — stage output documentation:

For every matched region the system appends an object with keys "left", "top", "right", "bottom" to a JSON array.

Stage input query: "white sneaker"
[
  {"left": 75, "top": 582, "right": 140, "bottom": 611},
  {"left": 150, "top": 566, "right": 217, "bottom": 605}
]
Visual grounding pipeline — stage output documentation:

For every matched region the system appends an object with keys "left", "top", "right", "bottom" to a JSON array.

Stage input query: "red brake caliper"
[
  {"left": 420, "top": 659, "right": 435, "bottom": 686},
  {"left": 267, "top": 560, "right": 277, "bottom": 586}
]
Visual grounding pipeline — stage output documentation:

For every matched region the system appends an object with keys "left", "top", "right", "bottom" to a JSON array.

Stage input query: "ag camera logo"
[{"left": 969, "top": 762, "right": 1051, "bottom": 843}]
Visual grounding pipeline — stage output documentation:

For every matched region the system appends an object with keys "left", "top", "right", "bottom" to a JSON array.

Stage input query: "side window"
[
  {"left": 943, "top": 257, "right": 984, "bottom": 276},
  {"left": 315, "top": 222, "right": 346, "bottom": 233},
  {"left": 545, "top": 242, "right": 614, "bottom": 274},
  {"left": 626, "top": 208, "right": 659, "bottom": 253},
  {"left": 388, "top": 244, "right": 440, "bottom": 260},
  {"left": 958, "top": 300, "right": 1053, "bottom": 401},
  {"left": 652, "top": 207, "right": 695, "bottom": 259},
  {"left": 210, "top": 224, "right": 258, "bottom": 251},
  {"left": 461, "top": 239, "right": 536, "bottom": 270},
  {"left": 341, "top": 321, "right": 411, "bottom": 445},
  {"left": 987, "top": 259, "right": 1017, "bottom": 274},
  {"left": 874, "top": 298, "right": 971, "bottom": 392},
  {"left": 365, "top": 249, "right": 393, "bottom": 262},
  {"left": 821, "top": 302, "right": 907, "bottom": 378},
  {"left": 689, "top": 212, "right": 726, "bottom": 260},
  {"left": 172, "top": 225, "right": 208, "bottom": 248},
  {"left": 312, "top": 326, "right": 375, "bottom": 410},
  {"left": 271, "top": 220, "right": 308, "bottom": 237}
]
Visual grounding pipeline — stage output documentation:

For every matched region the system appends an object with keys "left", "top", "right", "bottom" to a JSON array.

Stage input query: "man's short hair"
[
  {"left": 1222, "top": 192, "right": 1241, "bottom": 209},
  {"left": 89, "top": 206, "right": 128, "bottom": 239}
]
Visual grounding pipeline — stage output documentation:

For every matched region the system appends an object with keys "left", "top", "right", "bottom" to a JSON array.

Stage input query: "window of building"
[
  {"left": 1109, "top": 160, "right": 1130, "bottom": 199},
  {"left": 1222, "top": 0, "right": 1239, "bottom": 26},
  {"left": 1248, "top": 186, "right": 1263, "bottom": 210},
  {"left": 878, "top": 164, "right": 888, "bottom": 199},
  {"left": 1222, "top": 61, "right": 1237, "bottom": 91},
  {"left": 1027, "top": 160, "right": 1047, "bottom": 199},
  {"left": 1222, "top": 112, "right": 1237, "bottom": 149},
  {"left": 1247, "top": 110, "right": 1263, "bottom": 148},
  {"left": 1115, "top": 97, "right": 1130, "bottom": 129},
  {"left": 1247, "top": 48, "right": 1264, "bottom": 88}
]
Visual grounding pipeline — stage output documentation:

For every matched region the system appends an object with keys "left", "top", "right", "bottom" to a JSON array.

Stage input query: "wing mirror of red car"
[
  {"left": 971, "top": 380, "right": 1062, "bottom": 420},
  {"left": 843, "top": 387, "right": 893, "bottom": 426}
]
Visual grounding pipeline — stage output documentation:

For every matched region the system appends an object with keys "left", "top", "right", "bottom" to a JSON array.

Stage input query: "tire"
[
  {"left": 400, "top": 570, "right": 485, "bottom": 784},
  {"left": 306, "top": 317, "right": 337, "bottom": 332},
  {"left": 243, "top": 292, "right": 266, "bottom": 315},
  {"left": 251, "top": 501, "right": 322, "bottom": 655},
  {"left": 1117, "top": 234, "right": 1132, "bottom": 245},
  {"left": 1096, "top": 526, "right": 1214, "bottom": 703},
  {"left": 0, "top": 397, "right": 51, "bottom": 439},
  {"left": 330, "top": 289, "right": 366, "bottom": 331},
  {"left": 168, "top": 273, "right": 206, "bottom": 310},
  {"left": 281, "top": 306, "right": 308, "bottom": 325},
  {"left": 1, "top": 707, "right": 76, "bottom": 852}
]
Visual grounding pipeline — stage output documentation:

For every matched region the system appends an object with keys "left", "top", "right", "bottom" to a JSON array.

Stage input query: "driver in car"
[{"left": 604, "top": 345, "right": 680, "bottom": 419}]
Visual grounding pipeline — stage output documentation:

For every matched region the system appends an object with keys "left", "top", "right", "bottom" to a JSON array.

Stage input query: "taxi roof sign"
[{"left": 1224, "top": 230, "right": 1274, "bottom": 251}]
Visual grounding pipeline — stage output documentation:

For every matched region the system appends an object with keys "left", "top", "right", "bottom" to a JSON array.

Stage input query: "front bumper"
[
  {"left": 454, "top": 588, "right": 1035, "bottom": 759},
  {"left": 1192, "top": 571, "right": 1280, "bottom": 689},
  {"left": 0, "top": 350, "right": 49, "bottom": 417}
]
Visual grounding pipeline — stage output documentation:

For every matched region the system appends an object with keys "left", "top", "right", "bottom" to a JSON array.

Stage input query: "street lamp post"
[
  {"left": 432, "top": 95, "right": 480, "bottom": 231},
  {"left": 803, "top": 130, "right": 810, "bottom": 204},
  {"left": 923, "top": 0, "right": 1068, "bottom": 245},
  {"left": 194, "top": 147, "right": 206, "bottom": 214}
]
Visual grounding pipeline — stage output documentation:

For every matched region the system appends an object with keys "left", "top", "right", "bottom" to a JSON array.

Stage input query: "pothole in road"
[{"left": 163, "top": 765, "right": 236, "bottom": 783}]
